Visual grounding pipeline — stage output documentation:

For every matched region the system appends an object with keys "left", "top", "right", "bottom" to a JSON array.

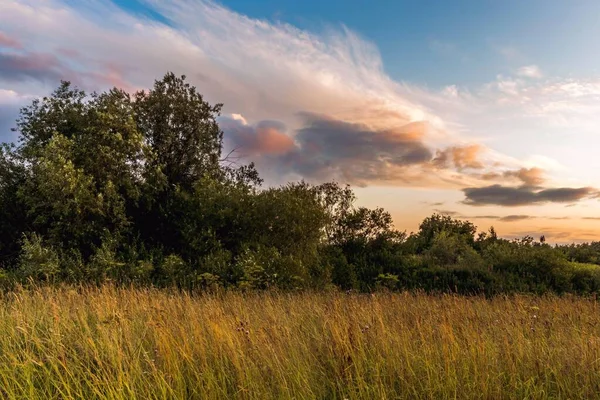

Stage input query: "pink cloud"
[
  {"left": 55, "top": 47, "right": 81, "bottom": 59},
  {"left": 0, "top": 32, "right": 21, "bottom": 49},
  {"left": 85, "top": 63, "right": 138, "bottom": 93},
  {"left": 221, "top": 118, "right": 295, "bottom": 156}
]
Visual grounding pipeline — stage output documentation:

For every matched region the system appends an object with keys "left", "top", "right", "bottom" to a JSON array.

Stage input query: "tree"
[
  {"left": 4, "top": 73, "right": 254, "bottom": 275},
  {"left": 315, "top": 182, "right": 355, "bottom": 245},
  {"left": 10, "top": 83, "right": 149, "bottom": 260},
  {"left": 18, "top": 134, "right": 128, "bottom": 256},
  {"left": 131, "top": 73, "right": 261, "bottom": 258},
  {"left": 0, "top": 144, "right": 29, "bottom": 267},
  {"left": 415, "top": 214, "right": 477, "bottom": 253},
  {"left": 133, "top": 72, "right": 224, "bottom": 191}
]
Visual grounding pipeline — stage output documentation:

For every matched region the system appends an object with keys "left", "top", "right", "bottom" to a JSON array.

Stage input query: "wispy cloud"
[
  {"left": 0, "top": 31, "right": 21, "bottom": 49},
  {"left": 433, "top": 209, "right": 460, "bottom": 216},
  {"left": 504, "top": 226, "right": 600, "bottom": 244},
  {"left": 0, "top": 0, "right": 598, "bottom": 209},
  {"left": 498, "top": 214, "right": 533, "bottom": 222},
  {"left": 0, "top": 51, "right": 67, "bottom": 83},
  {"left": 0, "top": 0, "right": 444, "bottom": 139},
  {"left": 516, "top": 65, "right": 543, "bottom": 79}
]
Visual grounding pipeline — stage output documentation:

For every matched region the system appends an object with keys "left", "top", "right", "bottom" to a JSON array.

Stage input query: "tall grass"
[{"left": 1, "top": 286, "right": 600, "bottom": 399}]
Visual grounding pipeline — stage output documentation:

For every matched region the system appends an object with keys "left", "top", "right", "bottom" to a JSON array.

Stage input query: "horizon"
[{"left": 1, "top": 0, "right": 600, "bottom": 243}]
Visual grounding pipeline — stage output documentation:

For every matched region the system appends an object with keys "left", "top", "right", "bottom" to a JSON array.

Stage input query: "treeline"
[{"left": 1, "top": 73, "right": 600, "bottom": 295}]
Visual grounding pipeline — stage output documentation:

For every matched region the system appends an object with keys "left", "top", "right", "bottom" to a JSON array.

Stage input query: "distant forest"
[{"left": 1, "top": 73, "right": 599, "bottom": 294}]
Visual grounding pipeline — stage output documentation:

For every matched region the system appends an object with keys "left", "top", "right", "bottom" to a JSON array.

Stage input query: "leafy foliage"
[{"left": 1, "top": 73, "right": 599, "bottom": 295}]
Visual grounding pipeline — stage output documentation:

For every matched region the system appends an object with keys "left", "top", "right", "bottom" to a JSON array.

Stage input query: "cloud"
[
  {"left": 222, "top": 113, "right": 448, "bottom": 185},
  {"left": 433, "top": 145, "right": 484, "bottom": 170},
  {"left": 0, "top": 0, "right": 598, "bottom": 208},
  {"left": 462, "top": 184, "right": 597, "bottom": 206},
  {"left": 505, "top": 167, "right": 545, "bottom": 186},
  {"left": 516, "top": 65, "right": 543, "bottom": 79},
  {"left": 0, "top": 31, "right": 21, "bottom": 49},
  {"left": 0, "top": 0, "right": 513, "bottom": 191},
  {"left": 0, "top": 103, "right": 20, "bottom": 142},
  {"left": 504, "top": 227, "right": 600, "bottom": 244},
  {"left": 0, "top": 52, "right": 67, "bottom": 84},
  {"left": 0, "top": 0, "right": 440, "bottom": 127},
  {"left": 221, "top": 112, "right": 514, "bottom": 187},
  {"left": 422, "top": 201, "right": 445, "bottom": 206},
  {"left": 429, "top": 74, "right": 600, "bottom": 192},
  {"left": 290, "top": 113, "right": 433, "bottom": 176},
  {"left": 0, "top": 88, "right": 33, "bottom": 142},
  {"left": 498, "top": 215, "right": 533, "bottom": 222},
  {"left": 220, "top": 117, "right": 294, "bottom": 157},
  {"left": 481, "top": 167, "right": 545, "bottom": 186},
  {"left": 433, "top": 209, "right": 460, "bottom": 216}
]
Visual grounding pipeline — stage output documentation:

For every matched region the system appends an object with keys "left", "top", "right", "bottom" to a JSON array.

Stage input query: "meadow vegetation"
[{"left": 2, "top": 286, "right": 600, "bottom": 399}]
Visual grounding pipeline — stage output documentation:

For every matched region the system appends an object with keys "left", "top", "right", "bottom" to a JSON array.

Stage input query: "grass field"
[{"left": 1, "top": 286, "right": 600, "bottom": 399}]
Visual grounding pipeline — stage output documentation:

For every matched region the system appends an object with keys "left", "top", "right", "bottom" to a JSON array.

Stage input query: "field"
[{"left": 1, "top": 287, "right": 600, "bottom": 399}]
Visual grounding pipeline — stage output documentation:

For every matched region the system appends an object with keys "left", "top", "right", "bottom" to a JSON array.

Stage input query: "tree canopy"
[{"left": 1, "top": 72, "right": 600, "bottom": 295}]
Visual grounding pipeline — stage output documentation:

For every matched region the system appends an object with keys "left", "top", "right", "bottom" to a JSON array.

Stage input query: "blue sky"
[
  {"left": 116, "top": 0, "right": 600, "bottom": 87},
  {"left": 1, "top": 0, "right": 600, "bottom": 242}
]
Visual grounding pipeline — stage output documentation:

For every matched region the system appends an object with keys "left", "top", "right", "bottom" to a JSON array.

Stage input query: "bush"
[
  {"left": 415, "top": 265, "right": 496, "bottom": 295},
  {"left": 159, "top": 254, "right": 188, "bottom": 285},
  {"left": 237, "top": 246, "right": 305, "bottom": 290},
  {"left": 321, "top": 246, "right": 357, "bottom": 290},
  {"left": 88, "top": 237, "right": 125, "bottom": 283},
  {"left": 568, "top": 263, "right": 600, "bottom": 294},
  {"left": 18, "top": 233, "right": 60, "bottom": 282},
  {"left": 376, "top": 273, "right": 399, "bottom": 291}
]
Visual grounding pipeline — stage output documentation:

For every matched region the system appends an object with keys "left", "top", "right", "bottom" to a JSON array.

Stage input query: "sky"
[{"left": 1, "top": 0, "right": 600, "bottom": 242}]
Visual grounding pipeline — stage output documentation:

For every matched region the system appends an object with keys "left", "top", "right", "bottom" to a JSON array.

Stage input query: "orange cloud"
[
  {"left": 433, "top": 144, "right": 484, "bottom": 170},
  {"left": 221, "top": 118, "right": 295, "bottom": 156},
  {"left": 509, "top": 167, "right": 545, "bottom": 186},
  {"left": 254, "top": 125, "right": 295, "bottom": 155},
  {"left": 481, "top": 167, "right": 545, "bottom": 186}
]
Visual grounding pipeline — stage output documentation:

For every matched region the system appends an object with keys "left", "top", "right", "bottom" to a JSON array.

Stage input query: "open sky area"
[{"left": 1, "top": 0, "right": 600, "bottom": 243}]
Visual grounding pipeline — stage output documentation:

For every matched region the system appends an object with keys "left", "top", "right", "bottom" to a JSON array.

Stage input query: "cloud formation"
[
  {"left": 0, "top": 52, "right": 66, "bottom": 84},
  {"left": 516, "top": 65, "right": 543, "bottom": 79},
  {"left": 222, "top": 113, "right": 500, "bottom": 187},
  {"left": 504, "top": 226, "right": 600, "bottom": 244},
  {"left": 462, "top": 184, "right": 597, "bottom": 206},
  {"left": 433, "top": 209, "right": 460, "bottom": 216},
  {"left": 433, "top": 145, "right": 484, "bottom": 170},
  {"left": 222, "top": 113, "right": 442, "bottom": 185},
  {"left": 498, "top": 215, "right": 533, "bottom": 222},
  {"left": 481, "top": 167, "right": 545, "bottom": 186},
  {"left": 287, "top": 113, "right": 432, "bottom": 180},
  {"left": 0, "top": 89, "right": 32, "bottom": 142},
  {"left": 0, "top": 31, "right": 21, "bottom": 49},
  {"left": 0, "top": 0, "right": 598, "bottom": 218},
  {"left": 220, "top": 117, "right": 294, "bottom": 156}
]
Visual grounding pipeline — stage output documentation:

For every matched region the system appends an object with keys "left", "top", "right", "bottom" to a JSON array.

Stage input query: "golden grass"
[{"left": 1, "top": 286, "right": 600, "bottom": 399}]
